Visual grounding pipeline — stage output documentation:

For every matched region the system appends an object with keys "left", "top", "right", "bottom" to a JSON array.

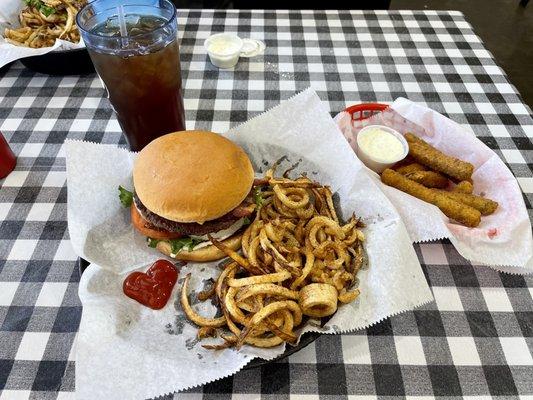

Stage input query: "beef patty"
[{"left": 133, "top": 193, "right": 255, "bottom": 236}]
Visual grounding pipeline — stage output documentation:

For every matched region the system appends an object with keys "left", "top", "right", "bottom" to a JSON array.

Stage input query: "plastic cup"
[{"left": 77, "top": 0, "right": 185, "bottom": 151}]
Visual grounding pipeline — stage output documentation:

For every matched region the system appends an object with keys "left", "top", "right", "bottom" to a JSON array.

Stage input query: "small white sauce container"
[
  {"left": 204, "top": 34, "right": 266, "bottom": 69},
  {"left": 356, "top": 125, "right": 408, "bottom": 173},
  {"left": 204, "top": 33, "right": 243, "bottom": 69}
]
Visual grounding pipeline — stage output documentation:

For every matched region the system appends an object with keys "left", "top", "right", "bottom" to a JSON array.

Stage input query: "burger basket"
[{"left": 75, "top": 101, "right": 391, "bottom": 370}]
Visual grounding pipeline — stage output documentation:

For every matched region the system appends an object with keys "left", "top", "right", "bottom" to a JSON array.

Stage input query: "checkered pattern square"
[{"left": 0, "top": 9, "right": 532, "bottom": 399}]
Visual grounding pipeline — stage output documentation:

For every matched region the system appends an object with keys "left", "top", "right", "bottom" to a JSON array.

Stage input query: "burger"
[{"left": 118, "top": 130, "right": 258, "bottom": 262}]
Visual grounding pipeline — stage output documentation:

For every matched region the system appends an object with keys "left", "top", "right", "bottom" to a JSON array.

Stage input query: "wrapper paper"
[
  {"left": 0, "top": 0, "right": 84, "bottom": 69},
  {"left": 335, "top": 98, "right": 533, "bottom": 274},
  {"left": 66, "top": 89, "right": 433, "bottom": 399}
]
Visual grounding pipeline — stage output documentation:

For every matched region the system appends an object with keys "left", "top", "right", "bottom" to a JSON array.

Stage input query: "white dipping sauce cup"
[
  {"left": 204, "top": 33, "right": 243, "bottom": 69},
  {"left": 356, "top": 125, "right": 409, "bottom": 173}
]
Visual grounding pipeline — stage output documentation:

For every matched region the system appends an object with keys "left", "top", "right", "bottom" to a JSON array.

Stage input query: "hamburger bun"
[
  {"left": 156, "top": 233, "right": 243, "bottom": 262},
  {"left": 133, "top": 130, "right": 254, "bottom": 223}
]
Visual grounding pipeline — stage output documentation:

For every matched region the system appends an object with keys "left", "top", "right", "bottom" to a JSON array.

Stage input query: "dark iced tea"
[{"left": 80, "top": 9, "right": 185, "bottom": 151}]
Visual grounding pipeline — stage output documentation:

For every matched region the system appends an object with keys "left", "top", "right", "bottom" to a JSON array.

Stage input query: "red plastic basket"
[{"left": 344, "top": 103, "right": 388, "bottom": 121}]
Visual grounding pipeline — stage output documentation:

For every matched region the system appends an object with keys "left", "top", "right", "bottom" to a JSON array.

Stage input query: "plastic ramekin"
[
  {"left": 204, "top": 33, "right": 243, "bottom": 69},
  {"left": 356, "top": 125, "right": 409, "bottom": 173}
]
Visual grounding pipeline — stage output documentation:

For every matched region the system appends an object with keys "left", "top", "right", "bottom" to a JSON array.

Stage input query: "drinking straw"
[{"left": 117, "top": 5, "right": 128, "bottom": 48}]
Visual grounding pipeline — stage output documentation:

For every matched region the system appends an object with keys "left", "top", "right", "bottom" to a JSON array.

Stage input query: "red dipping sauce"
[
  {"left": 0, "top": 132, "right": 16, "bottom": 179},
  {"left": 123, "top": 260, "right": 178, "bottom": 310}
]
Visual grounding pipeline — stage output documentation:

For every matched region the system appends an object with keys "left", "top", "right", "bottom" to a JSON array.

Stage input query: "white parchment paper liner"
[
  {"left": 335, "top": 98, "right": 533, "bottom": 274},
  {"left": 67, "top": 89, "right": 433, "bottom": 399},
  {"left": 0, "top": 0, "right": 84, "bottom": 69}
]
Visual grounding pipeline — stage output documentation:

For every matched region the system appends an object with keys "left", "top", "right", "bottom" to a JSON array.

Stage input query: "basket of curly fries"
[
  {"left": 3, "top": 0, "right": 86, "bottom": 48},
  {"left": 0, "top": 0, "right": 88, "bottom": 70},
  {"left": 67, "top": 90, "right": 433, "bottom": 398}
]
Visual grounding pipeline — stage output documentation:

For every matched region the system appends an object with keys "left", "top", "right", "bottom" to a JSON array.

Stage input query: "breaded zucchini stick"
[
  {"left": 436, "top": 190, "right": 498, "bottom": 215},
  {"left": 453, "top": 181, "right": 474, "bottom": 194},
  {"left": 381, "top": 169, "right": 481, "bottom": 227},
  {"left": 395, "top": 162, "right": 426, "bottom": 175},
  {"left": 404, "top": 170, "right": 449, "bottom": 189},
  {"left": 404, "top": 133, "right": 474, "bottom": 181}
]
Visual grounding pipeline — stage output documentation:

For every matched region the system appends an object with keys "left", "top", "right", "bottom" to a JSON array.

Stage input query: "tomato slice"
[{"left": 130, "top": 205, "right": 182, "bottom": 240}]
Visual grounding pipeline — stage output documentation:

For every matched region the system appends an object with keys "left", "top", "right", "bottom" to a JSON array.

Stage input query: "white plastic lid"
[{"left": 240, "top": 39, "right": 266, "bottom": 58}]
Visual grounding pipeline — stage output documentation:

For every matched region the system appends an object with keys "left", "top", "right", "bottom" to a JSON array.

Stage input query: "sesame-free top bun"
[{"left": 133, "top": 130, "right": 254, "bottom": 223}]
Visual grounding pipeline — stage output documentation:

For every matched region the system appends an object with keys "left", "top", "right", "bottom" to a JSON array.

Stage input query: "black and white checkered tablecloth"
[{"left": 0, "top": 9, "right": 532, "bottom": 399}]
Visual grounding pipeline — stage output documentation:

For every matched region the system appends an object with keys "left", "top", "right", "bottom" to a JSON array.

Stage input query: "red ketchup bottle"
[{"left": 0, "top": 131, "right": 16, "bottom": 179}]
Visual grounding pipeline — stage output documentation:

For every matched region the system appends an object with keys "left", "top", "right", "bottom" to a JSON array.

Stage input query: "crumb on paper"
[
  {"left": 165, "top": 314, "right": 191, "bottom": 335},
  {"left": 165, "top": 323, "right": 174, "bottom": 335},
  {"left": 185, "top": 337, "right": 200, "bottom": 350},
  {"left": 487, "top": 228, "right": 498, "bottom": 239},
  {"left": 307, "top": 321, "right": 331, "bottom": 332}
]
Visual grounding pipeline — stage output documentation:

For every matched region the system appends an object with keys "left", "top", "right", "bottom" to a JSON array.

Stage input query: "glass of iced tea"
[{"left": 77, "top": 0, "right": 185, "bottom": 151}]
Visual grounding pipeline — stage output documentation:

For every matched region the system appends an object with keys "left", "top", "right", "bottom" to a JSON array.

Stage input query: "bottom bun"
[{"left": 156, "top": 233, "right": 243, "bottom": 262}]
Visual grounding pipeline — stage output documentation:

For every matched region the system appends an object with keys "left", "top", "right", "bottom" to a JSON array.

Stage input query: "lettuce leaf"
[
  {"left": 147, "top": 237, "right": 206, "bottom": 254},
  {"left": 147, "top": 238, "right": 160, "bottom": 248},
  {"left": 253, "top": 186, "right": 264, "bottom": 207},
  {"left": 169, "top": 237, "right": 205, "bottom": 254},
  {"left": 118, "top": 185, "right": 133, "bottom": 207},
  {"left": 24, "top": 0, "right": 56, "bottom": 16}
]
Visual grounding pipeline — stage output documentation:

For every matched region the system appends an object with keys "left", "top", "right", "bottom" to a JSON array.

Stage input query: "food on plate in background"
[
  {"left": 123, "top": 259, "right": 178, "bottom": 310},
  {"left": 4, "top": 0, "right": 86, "bottom": 48},
  {"left": 77, "top": 0, "right": 185, "bottom": 151},
  {"left": 119, "top": 130, "right": 257, "bottom": 262},
  {"left": 181, "top": 164, "right": 367, "bottom": 349},
  {"left": 356, "top": 125, "right": 408, "bottom": 173},
  {"left": 381, "top": 133, "right": 498, "bottom": 227}
]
